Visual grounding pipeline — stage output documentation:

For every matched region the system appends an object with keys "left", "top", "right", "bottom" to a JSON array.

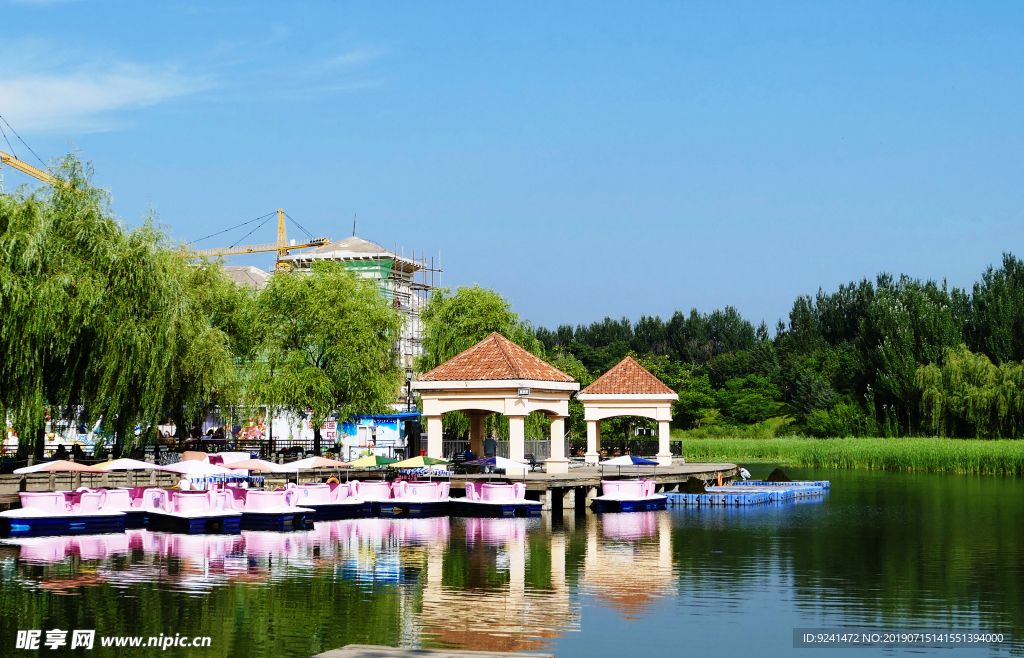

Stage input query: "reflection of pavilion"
[
  {"left": 580, "top": 512, "right": 674, "bottom": 616},
  {"left": 418, "top": 518, "right": 579, "bottom": 652}
]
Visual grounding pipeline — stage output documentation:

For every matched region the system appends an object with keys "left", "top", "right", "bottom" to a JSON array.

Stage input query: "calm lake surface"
[{"left": 2, "top": 466, "right": 1022, "bottom": 657}]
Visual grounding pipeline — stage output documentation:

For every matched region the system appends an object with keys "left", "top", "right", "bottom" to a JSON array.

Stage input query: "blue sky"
[{"left": 4, "top": 1, "right": 1024, "bottom": 331}]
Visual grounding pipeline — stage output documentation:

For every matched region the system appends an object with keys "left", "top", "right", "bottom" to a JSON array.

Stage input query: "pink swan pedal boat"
[
  {"left": 0, "top": 491, "right": 126, "bottom": 538},
  {"left": 352, "top": 480, "right": 450, "bottom": 518},
  {"left": 286, "top": 483, "right": 363, "bottom": 520},
  {"left": 591, "top": 479, "right": 667, "bottom": 513},
  {"left": 224, "top": 487, "right": 315, "bottom": 531},
  {"left": 450, "top": 482, "right": 542, "bottom": 518},
  {"left": 143, "top": 489, "right": 243, "bottom": 534}
]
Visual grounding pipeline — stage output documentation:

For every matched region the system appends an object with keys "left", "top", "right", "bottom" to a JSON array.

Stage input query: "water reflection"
[
  {"left": 582, "top": 513, "right": 673, "bottom": 617},
  {"left": 3, "top": 470, "right": 1024, "bottom": 658}
]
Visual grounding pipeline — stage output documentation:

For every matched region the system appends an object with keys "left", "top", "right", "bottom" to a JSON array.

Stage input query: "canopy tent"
[
  {"left": 289, "top": 456, "right": 350, "bottom": 470},
  {"left": 14, "top": 460, "right": 106, "bottom": 474},
  {"left": 223, "top": 459, "right": 297, "bottom": 473}
]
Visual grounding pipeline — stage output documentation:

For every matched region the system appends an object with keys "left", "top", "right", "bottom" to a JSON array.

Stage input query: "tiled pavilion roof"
[
  {"left": 579, "top": 356, "right": 676, "bottom": 395},
  {"left": 419, "top": 333, "right": 575, "bottom": 383}
]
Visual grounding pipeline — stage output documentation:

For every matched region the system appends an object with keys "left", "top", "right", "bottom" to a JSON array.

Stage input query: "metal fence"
[{"left": 441, "top": 440, "right": 573, "bottom": 461}]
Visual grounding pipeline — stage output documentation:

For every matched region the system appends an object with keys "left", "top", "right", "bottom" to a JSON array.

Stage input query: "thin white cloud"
[
  {"left": 0, "top": 41, "right": 211, "bottom": 133},
  {"left": 304, "top": 47, "right": 389, "bottom": 76}
]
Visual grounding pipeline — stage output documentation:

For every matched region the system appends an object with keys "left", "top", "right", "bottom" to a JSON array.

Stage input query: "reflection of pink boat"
[
  {"left": 392, "top": 516, "right": 450, "bottom": 544},
  {"left": 0, "top": 491, "right": 126, "bottom": 538},
  {"left": 378, "top": 481, "right": 450, "bottom": 518},
  {"left": 225, "top": 488, "right": 315, "bottom": 531},
  {"left": 451, "top": 482, "right": 542, "bottom": 517},
  {"left": 287, "top": 483, "right": 363, "bottom": 520},
  {"left": 1, "top": 533, "right": 131, "bottom": 562},
  {"left": 601, "top": 511, "right": 657, "bottom": 540},
  {"left": 145, "top": 490, "right": 242, "bottom": 534},
  {"left": 465, "top": 517, "right": 528, "bottom": 546},
  {"left": 592, "top": 479, "right": 666, "bottom": 513}
]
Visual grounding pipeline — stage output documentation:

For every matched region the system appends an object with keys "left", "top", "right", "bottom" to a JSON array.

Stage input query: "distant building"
[
  {"left": 278, "top": 236, "right": 439, "bottom": 376},
  {"left": 223, "top": 265, "right": 271, "bottom": 290}
]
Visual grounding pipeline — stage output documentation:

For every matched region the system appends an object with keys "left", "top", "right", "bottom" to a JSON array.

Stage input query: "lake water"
[{"left": 1, "top": 466, "right": 1022, "bottom": 657}]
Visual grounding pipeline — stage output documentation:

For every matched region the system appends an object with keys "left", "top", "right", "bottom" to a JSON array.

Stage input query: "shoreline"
[{"left": 677, "top": 436, "right": 1024, "bottom": 476}]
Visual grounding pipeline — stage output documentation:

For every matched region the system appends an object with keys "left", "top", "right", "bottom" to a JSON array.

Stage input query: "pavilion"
[
  {"left": 412, "top": 333, "right": 580, "bottom": 474},
  {"left": 576, "top": 356, "right": 677, "bottom": 466}
]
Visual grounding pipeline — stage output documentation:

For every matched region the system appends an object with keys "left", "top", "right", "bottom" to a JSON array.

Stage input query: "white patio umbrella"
[
  {"left": 160, "top": 460, "right": 235, "bottom": 475},
  {"left": 95, "top": 458, "right": 161, "bottom": 471},
  {"left": 600, "top": 454, "right": 659, "bottom": 477},
  {"left": 222, "top": 458, "right": 297, "bottom": 473},
  {"left": 95, "top": 457, "right": 164, "bottom": 487},
  {"left": 161, "top": 459, "right": 240, "bottom": 490}
]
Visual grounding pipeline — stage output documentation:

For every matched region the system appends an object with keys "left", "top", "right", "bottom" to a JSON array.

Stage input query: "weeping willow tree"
[
  {"left": 418, "top": 284, "right": 552, "bottom": 440},
  {"left": 159, "top": 260, "right": 257, "bottom": 443},
  {"left": 917, "top": 345, "right": 1024, "bottom": 439},
  {"left": 250, "top": 261, "right": 402, "bottom": 454},
  {"left": 0, "top": 154, "right": 248, "bottom": 458}
]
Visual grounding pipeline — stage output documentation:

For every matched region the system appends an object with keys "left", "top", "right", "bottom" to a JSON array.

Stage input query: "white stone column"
[
  {"left": 426, "top": 415, "right": 443, "bottom": 459},
  {"left": 469, "top": 414, "right": 485, "bottom": 457},
  {"left": 657, "top": 420, "right": 673, "bottom": 466},
  {"left": 507, "top": 415, "right": 527, "bottom": 474},
  {"left": 585, "top": 420, "right": 600, "bottom": 464},
  {"left": 545, "top": 416, "right": 569, "bottom": 474}
]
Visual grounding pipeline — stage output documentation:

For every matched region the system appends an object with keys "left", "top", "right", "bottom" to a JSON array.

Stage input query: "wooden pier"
[
  {"left": 0, "top": 461, "right": 738, "bottom": 512},
  {"left": 449, "top": 462, "right": 738, "bottom": 512}
]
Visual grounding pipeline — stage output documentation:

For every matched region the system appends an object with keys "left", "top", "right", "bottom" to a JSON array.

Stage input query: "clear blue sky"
[{"left": 4, "top": 1, "right": 1023, "bottom": 331}]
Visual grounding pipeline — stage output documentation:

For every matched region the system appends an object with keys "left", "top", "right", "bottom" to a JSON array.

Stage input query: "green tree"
[
  {"left": 0, "top": 155, "right": 191, "bottom": 457},
  {"left": 716, "top": 375, "right": 780, "bottom": 425},
  {"left": 418, "top": 285, "right": 543, "bottom": 437},
  {"left": 252, "top": 261, "right": 402, "bottom": 454}
]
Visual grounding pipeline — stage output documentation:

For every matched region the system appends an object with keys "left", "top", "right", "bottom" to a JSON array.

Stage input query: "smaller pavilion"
[
  {"left": 412, "top": 333, "right": 580, "bottom": 473},
  {"left": 576, "top": 356, "right": 678, "bottom": 466}
]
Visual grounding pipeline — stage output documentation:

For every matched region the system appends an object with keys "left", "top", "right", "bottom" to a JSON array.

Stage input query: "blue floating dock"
[
  {"left": 665, "top": 480, "right": 830, "bottom": 507},
  {"left": 732, "top": 480, "right": 831, "bottom": 489}
]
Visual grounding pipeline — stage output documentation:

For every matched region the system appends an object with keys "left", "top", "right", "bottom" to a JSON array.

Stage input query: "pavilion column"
[
  {"left": 426, "top": 415, "right": 443, "bottom": 459},
  {"left": 545, "top": 416, "right": 569, "bottom": 474},
  {"left": 469, "top": 414, "right": 485, "bottom": 457},
  {"left": 585, "top": 420, "right": 600, "bottom": 464},
  {"left": 657, "top": 420, "right": 672, "bottom": 466},
  {"left": 507, "top": 415, "right": 527, "bottom": 474}
]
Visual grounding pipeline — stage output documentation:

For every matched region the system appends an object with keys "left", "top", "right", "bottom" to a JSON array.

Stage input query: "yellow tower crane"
[
  {"left": 185, "top": 209, "right": 330, "bottom": 271},
  {"left": 1, "top": 148, "right": 55, "bottom": 185},
  {"left": 1, "top": 148, "right": 328, "bottom": 271}
]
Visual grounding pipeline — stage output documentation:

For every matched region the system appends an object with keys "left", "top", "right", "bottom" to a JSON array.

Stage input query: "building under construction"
[{"left": 278, "top": 236, "right": 440, "bottom": 373}]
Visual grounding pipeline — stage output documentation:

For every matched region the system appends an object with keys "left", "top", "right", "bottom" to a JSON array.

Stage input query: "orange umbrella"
[
  {"left": 181, "top": 451, "right": 208, "bottom": 462},
  {"left": 14, "top": 460, "right": 106, "bottom": 474}
]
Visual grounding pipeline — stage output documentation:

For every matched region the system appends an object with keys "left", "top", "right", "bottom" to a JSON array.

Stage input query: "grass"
[{"left": 674, "top": 436, "right": 1024, "bottom": 475}]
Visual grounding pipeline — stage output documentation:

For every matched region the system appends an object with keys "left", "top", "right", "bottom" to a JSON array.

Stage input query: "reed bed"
[{"left": 678, "top": 437, "right": 1024, "bottom": 475}]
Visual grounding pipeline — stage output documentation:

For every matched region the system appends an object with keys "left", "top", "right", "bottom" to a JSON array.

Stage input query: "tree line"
[
  {"left": 535, "top": 256, "right": 1024, "bottom": 439},
  {"left": 0, "top": 157, "right": 401, "bottom": 460}
]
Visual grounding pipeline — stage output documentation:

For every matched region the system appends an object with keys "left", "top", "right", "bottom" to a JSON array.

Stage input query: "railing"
[{"left": 441, "top": 440, "right": 572, "bottom": 461}]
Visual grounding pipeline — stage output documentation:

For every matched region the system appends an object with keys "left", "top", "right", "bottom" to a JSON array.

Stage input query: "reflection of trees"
[{"left": 668, "top": 471, "right": 1024, "bottom": 637}]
